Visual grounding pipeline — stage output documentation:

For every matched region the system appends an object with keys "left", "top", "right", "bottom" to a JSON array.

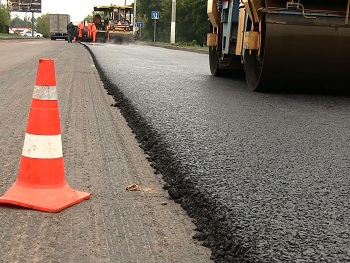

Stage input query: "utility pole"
[
  {"left": 170, "top": 0, "right": 176, "bottom": 44},
  {"left": 133, "top": 0, "right": 137, "bottom": 35},
  {"left": 32, "top": 11, "right": 34, "bottom": 37}
]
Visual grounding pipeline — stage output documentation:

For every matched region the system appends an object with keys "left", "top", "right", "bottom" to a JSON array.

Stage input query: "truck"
[
  {"left": 49, "top": 14, "right": 70, "bottom": 41},
  {"left": 207, "top": 0, "right": 350, "bottom": 91}
]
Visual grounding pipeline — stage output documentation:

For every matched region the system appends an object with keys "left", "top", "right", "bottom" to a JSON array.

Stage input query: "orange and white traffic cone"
[{"left": 0, "top": 58, "right": 90, "bottom": 212}]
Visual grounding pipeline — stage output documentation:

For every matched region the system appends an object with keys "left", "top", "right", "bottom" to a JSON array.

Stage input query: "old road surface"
[
  {"left": 0, "top": 39, "right": 349, "bottom": 263},
  {"left": 0, "top": 39, "right": 211, "bottom": 263}
]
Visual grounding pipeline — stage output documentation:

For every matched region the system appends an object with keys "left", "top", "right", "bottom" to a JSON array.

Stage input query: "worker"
[
  {"left": 87, "top": 20, "right": 93, "bottom": 38},
  {"left": 66, "top": 22, "right": 75, "bottom": 43},
  {"left": 78, "top": 21, "right": 84, "bottom": 38},
  {"left": 91, "top": 22, "right": 97, "bottom": 42}
]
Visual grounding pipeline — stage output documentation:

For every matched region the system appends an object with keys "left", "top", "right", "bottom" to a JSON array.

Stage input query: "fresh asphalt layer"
[{"left": 84, "top": 42, "right": 350, "bottom": 262}]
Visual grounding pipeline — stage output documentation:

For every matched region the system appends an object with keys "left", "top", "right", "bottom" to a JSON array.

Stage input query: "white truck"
[{"left": 49, "top": 14, "right": 70, "bottom": 40}]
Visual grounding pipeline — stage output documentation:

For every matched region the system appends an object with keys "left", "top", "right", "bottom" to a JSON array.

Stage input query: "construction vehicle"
[
  {"left": 49, "top": 14, "right": 70, "bottom": 40},
  {"left": 90, "top": 4, "right": 135, "bottom": 43},
  {"left": 207, "top": 0, "right": 350, "bottom": 91}
]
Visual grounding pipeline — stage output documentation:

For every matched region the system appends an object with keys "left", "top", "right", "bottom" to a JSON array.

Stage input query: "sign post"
[
  {"left": 151, "top": 11, "right": 160, "bottom": 42},
  {"left": 7, "top": 0, "right": 42, "bottom": 36},
  {"left": 135, "top": 22, "right": 144, "bottom": 41},
  {"left": 170, "top": 0, "right": 176, "bottom": 44}
]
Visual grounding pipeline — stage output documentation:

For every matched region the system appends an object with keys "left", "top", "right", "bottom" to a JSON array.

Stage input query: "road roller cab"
[{"left": 207, "top": 0, "right": 350, "bottom": 91}]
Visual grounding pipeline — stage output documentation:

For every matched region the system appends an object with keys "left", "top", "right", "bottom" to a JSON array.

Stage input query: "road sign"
[
  {"left": 136, "top": 22, "right": 144, "bottom": 28},
  {"left": 7, "top": 0, "right": 41, "bottom": 12},
  {"left": 151, "top": 11, "right": 160, "bottom": 20}
]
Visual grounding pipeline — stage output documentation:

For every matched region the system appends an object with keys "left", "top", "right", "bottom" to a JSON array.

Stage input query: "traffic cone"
[{"left": 0, "top": 58, "right": 90, "bottom": 212}]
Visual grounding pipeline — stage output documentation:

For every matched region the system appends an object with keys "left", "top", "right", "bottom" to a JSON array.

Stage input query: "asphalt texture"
[{"left": 85, "top": 42, "right": 350, "bottom": 262}]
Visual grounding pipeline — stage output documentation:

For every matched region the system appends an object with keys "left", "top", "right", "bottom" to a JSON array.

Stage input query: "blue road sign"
[
  {"left": 136, "top": 22, "right": 144, "bottom": 28},
  {"left": 151, "top": 11, "right": 160, "bottom": 20}
]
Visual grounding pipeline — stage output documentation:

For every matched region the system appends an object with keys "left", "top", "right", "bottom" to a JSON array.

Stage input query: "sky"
[{"left": 3, "top": 0, "right": 134, "bottom": 22}]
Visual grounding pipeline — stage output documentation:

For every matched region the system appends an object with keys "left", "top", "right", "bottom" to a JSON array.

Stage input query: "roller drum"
[{"left": 245, "top": 13, "right": 350, "bottom": 91}]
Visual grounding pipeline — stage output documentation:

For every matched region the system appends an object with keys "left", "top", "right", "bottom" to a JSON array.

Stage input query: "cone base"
[{"left": 0, "top": 182, "right": 90, "bottom": 213}]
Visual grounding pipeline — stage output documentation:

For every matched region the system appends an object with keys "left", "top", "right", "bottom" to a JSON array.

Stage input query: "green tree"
[
  {"left": 176, "top": 0, "right": 207, "bottom": 45},
  {"left": 23, "top": 14, "right": 32, "bottom": 28},
  {"left": 136, "top": 0, "right": 208, "bottom": 45},
  {"left": 36, "top": 13, "right": 49, "bottom": 37},
  {"left": 85, "top": 14, "right": 94, "bottom": 22},
  {"left": 10, "top": 15, "right": 23, "bottom": 26},
  {"left": 10, "top": 15, "right": 29, "bottom": 27},
  {"left": 0, "top": 4, "right": 10, "bottom": 33},
  {"left": 137, "top": 0, "right": 171, "bottom": 42}
]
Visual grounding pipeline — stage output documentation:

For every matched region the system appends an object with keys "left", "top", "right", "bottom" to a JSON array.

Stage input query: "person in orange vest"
[
  {"left": 91, "top": 23, "right": 97, "bottom": 42},
  {"left": 87, "top": 20, "right": 93, "bottom": 38},
  {"left": 78, "top": 21, "right": 84, "bottom": 38}
]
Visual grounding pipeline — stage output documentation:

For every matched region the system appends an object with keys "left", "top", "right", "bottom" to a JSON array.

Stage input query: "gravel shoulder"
[{"left": 0, "top": 39, "right": 212, "bottom": 263}]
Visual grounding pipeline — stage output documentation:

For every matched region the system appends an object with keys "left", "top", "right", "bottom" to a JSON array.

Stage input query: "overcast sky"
[{"left": 3, "top": 0, "right": 134, "bottom": 22}]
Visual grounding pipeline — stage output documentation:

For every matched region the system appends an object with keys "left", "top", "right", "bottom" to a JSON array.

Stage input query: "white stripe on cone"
[
  {"left": 22, "top": 134, "right": 63, "bottom": 159},
  {"left": 33, "top": 85, "right": 58, "bottom": 100}
]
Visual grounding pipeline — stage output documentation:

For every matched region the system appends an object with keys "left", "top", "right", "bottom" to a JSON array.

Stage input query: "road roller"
[{"left": 207, "top": 0, "right": 350, "bottom": 91}]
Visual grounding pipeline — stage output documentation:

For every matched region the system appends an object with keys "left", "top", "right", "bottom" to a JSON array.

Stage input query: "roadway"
[
  {"left": 0, "top": 39, "right": 212, "bottom": 263},
  {"left": 86, "top": 42, "right": 350, "bottom": 262},
  {"left": 1, "top": 38, "right": 349, "bottom": 263}
]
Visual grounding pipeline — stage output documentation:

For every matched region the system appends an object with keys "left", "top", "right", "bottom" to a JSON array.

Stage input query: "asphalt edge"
[
  {"left": 137, "top": 41, "right": 208, "bottom": 54},
  {"left": 81, "top": 42, "right": 252, "bottom": 263}
]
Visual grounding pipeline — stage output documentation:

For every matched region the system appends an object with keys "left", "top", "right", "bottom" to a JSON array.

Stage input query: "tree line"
[
  {"left": 0, "top": 0, "right": 209, "bottom": 45},
  {"left": 135, "top": 0, "right": 208, "bottom": 45}
]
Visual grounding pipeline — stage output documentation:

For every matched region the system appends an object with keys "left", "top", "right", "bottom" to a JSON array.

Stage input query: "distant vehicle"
[
  {"left": 14, "top": 29, "right": 25, "bottom": 35},
  {"left": 22, "top": 30, "right": 43, "bottom": 37},
  {"left": 49, "top": 14, "right": 70, "bottom": 40}
]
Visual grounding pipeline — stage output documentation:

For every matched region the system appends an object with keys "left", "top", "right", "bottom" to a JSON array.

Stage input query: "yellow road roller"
[{"left": 207, "top": 0, "right": 350, "bottom": 91}]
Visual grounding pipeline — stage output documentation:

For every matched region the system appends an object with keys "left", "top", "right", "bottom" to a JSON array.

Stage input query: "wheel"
[
  {"left": 209, "top": 45, "right": 223, "bottom": 76},
  {"left": 209, "top": 24, "right": 226, "bottom": 76},
  {"left": 244, "top": 12, "right": 266, "bottom": 91},
  {"left": 244, "top": 50, "right": 263, "bottom": 91}
]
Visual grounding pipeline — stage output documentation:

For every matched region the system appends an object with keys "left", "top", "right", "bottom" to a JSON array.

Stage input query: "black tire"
[
  {"left": 243, "top": 11, "right": 266, "bottom": 91},
  {"left": 209, "top": 45, "right": 225, "bottom": 76},
  {"left": 209, "top": 24, "right": 244, "bottom": 77},
  {"left": 208, "top": 24, "right": 226, "bottom": 76},
  {"left": 244, "top": 49, "right": 263, "bottom": 91}
]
